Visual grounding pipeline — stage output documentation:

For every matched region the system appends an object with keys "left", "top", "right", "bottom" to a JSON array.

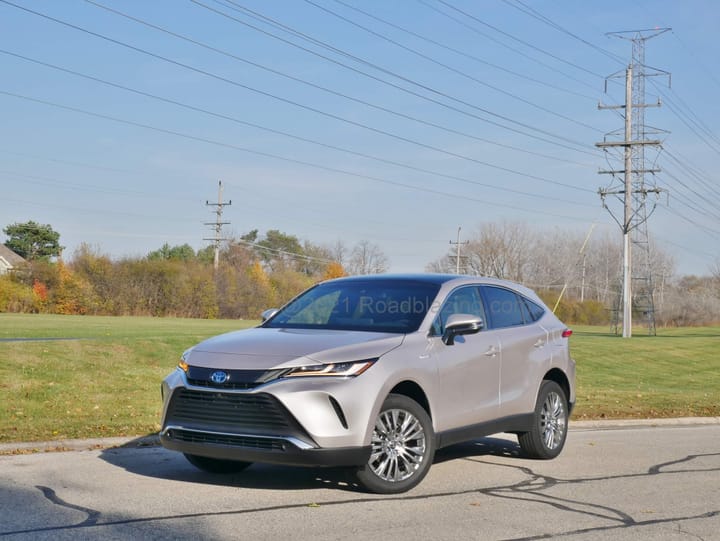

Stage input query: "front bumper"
[
  {"left": 160, "top": 368, "right": 375, "bottom": 467},
  {"left": 160, "top": 426, "right": 370, "bottom": 467}
]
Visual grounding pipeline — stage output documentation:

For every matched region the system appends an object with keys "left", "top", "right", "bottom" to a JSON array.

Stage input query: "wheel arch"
[
  {"left": 542, "top": 368, "right": 572, "bottom": 411},
  {"left": 389, "top": 380, "right": 432, "bottom": 420}
]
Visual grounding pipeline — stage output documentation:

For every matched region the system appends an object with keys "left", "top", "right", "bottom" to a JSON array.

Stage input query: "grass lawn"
[
  {"left": 571, "top": 325, "right": 720, "bottom": 419},
  {"left": 0, "top": 314, "right": 255, "bottom": 443},
  {"left": 1, "top": 314, "right": 718, "bottom": 444}
]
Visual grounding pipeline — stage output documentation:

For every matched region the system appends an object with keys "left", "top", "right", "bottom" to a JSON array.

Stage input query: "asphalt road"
[{"left": 1, "top": 422, "right": 718, "bottom": 540}]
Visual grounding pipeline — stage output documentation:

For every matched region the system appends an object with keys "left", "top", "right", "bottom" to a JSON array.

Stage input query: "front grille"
[
  {"left": 185, "top": 367, "right": 288, "bottom": 390},
  {"left": 186, "top": 379, "right": 259, "bottom": 390},
  {"left": 166, "top": 389, "right": 293, "bottom": 431},
  {"left": 166, "top": 428, "right": 285, "bottom": 451}
]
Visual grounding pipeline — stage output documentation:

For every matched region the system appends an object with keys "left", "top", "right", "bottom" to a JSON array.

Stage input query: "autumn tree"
[{"left": 322, "top": 261, "right": 346, "bottom": 280}]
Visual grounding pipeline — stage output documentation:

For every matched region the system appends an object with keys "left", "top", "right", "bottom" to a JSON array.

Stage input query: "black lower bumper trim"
[{"left": 160, "top": 431, "right": 371, "bottom": 467}]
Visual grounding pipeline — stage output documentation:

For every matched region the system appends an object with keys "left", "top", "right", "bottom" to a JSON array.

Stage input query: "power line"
[
  {"left": 234, "top": 238, "right": 335, "bottom": 265},
  {"left": 0, "top": 89, "right": 595, "bottom": 223},
  {"left": 435, "top": 0, "right": 607, "bottom": 80},
  {"left": 328, "top": 0, "right": 597, "bottom": 102},
  {"left": 196, "top": 0, "right": 597, "bottom": 153},
  {"left": 0, "top": 148, "right": 133, "bottom": 174},
  {"left": 0, "top": 48, "right": 593, "bottom": 201},
  {"left": 0, "top": 1, "right": 600, "bottom": 188},
  {"left": 305, "top": 0, "right": 601, "bottom": 132},
  {"left": 502, "top": 0, "right": 626, "bottom": 65},
  {"left": 75, "top": 0, "right": 594, "bottom": 168},
  {"left": 663, "top": 148, "right": 720, "bottom": 201},
  {"left": 417, "top": 0, "right": 603, "bottom": 93}
]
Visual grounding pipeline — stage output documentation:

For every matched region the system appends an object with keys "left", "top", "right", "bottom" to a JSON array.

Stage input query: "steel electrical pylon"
[{"left": 596, "top": 29, "right": 670, "bottom": 337}]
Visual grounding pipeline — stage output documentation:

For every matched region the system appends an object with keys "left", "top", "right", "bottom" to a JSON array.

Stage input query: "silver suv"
[{"left": 160, "top": 274, "right": 575, "bottom": 493}]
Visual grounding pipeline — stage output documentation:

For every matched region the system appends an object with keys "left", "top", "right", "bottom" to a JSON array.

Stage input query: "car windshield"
[{"left": 263, "top": 280, "right": 441, "bottom": 333}]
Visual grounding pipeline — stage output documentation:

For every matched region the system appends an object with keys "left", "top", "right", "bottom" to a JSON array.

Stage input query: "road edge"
[{"left": 2, "top": 417, "right": 719, "bottom": 455}]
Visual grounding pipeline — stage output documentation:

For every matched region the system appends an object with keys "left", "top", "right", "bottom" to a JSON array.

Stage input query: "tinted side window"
[
  {"left": 431, "top": 286, "right": 485, "bottom": 336},
  {"left": 523, "top": 297, "right": 546, "bottom": 322},
  {"left": 482, "top": 286, "right": 525, "bottom": 328}
]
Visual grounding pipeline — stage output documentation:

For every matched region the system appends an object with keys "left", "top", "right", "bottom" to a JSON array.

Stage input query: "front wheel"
[
  {"left": 355, "top": 394, "right": 435, "bottom": 494},
  {"left": 184, "top": 453, "right": 253, "bottom": 474},
  {"left": 518, "top": 380, "right": 569, "bottom": 459}
]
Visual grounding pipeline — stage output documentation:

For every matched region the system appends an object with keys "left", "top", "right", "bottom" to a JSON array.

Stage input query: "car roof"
[
  {"left": 323, "top": 273, "right": 537, "bottom": 298},
  {"left": 323, "top": 273, "right": 459, "bottom": 286}
]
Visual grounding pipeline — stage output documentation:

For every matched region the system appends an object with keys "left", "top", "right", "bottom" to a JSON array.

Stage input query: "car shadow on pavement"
[
  {"left": 434, "top": 435, "right": 522, "bottom": 464},
  {"left": 99, "top": 434, "right": 520, "bottom": 493}
]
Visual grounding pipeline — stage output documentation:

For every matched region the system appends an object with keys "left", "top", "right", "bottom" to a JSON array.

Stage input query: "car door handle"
[
  {"left": 484, "top": 346, "right": 498, "bottom": 357},
  {"left": 533, "top": 339, "right": 545, "bottom": 348}
]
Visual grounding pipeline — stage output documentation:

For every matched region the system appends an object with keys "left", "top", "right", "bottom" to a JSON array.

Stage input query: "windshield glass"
[{"left": 264, "top": 280, "right": 441, "bottom": 333}]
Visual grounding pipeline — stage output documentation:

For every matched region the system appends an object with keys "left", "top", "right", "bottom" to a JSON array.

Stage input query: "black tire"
[
  {"left": 518, "top": 380, "right": 569, "bottom": 459},
  {"left": 355, "top": 394, "right": 435, "bottom": 494},
  {"left": 184, "top": 453, "right": 253, "bottom": 474}
]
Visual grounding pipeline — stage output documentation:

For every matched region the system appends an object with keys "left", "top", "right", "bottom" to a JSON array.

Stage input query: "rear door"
[{"left": 481, "top": 286, "right": 552, "bottom": 417}]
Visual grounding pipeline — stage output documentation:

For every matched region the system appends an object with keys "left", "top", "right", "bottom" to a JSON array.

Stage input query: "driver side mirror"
[
  {"left": 261, "top": 308, "right": 279, "bottom": 322},
  {"left": 442, "top": 313, "right": 484, "bottom": 346}
]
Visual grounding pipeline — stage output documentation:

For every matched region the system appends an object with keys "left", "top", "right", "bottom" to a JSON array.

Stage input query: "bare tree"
[
  {"left": 346, "top": 240, "right": 389, "bottom": 275},
  {"left": 448, "top": 222, "right": 532, "bottom": 281}
]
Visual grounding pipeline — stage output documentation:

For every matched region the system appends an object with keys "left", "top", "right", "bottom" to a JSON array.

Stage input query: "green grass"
[
  {"left": 0, "top": 314, "right": 718, "bottom": 444},
  {"left": 571, "top": 325, "right": 720, "bottom": 419},
  {"left": 0, "top": 314, "right": 255, "bottom": 443}
]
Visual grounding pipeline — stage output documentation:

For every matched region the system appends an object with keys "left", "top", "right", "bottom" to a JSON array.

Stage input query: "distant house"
[{"left": 0, "top": 244, "right": 27, "bottom": 274}]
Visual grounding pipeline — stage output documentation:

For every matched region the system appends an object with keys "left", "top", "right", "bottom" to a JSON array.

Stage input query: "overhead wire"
[
  {"left": 328, "top": 0, "right": 597, "bottom": 102},
  {"left": 502, "top": 0, "right": 626, "bottom": 65},
  {"left": 0, "top": 48, "right": 593, "bottom": 205},
  {"left": 663, "top": 148, "right": 720, "bottom": 204},
  {"left": 0, "top": 0, "right": 598, "bottom": 190},
  {"left": 81, "top": 0, "right": 593, "bottom": 168},
  {"left": 0, "top": 89, "right": 595, "bottom": 223},
  {"left": 416, "top": 0, "right": 603, "bottom": 93},
  {"left": 304, "top": 0, "right": 602, "bottom": 132},
  {"left": 434, "top": 0, "right": 607, "bottom": 80},
  {"left": 200, "top": 0, "right": 598, "bottom": 153}
]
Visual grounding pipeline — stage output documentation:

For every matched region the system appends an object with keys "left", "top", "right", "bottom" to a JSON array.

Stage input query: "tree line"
[
  {"left": 0, "top": 222, "right": 388, "bottom": 319},
  {"left": 2, "top": 220, "right": 719, "bottom": 325}
]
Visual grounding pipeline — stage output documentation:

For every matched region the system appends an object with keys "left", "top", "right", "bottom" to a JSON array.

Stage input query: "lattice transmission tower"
[{"left": 596, "top": 29, "right": 670, "bottom": 337}]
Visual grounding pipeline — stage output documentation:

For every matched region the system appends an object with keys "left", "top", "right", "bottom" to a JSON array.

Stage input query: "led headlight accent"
[
  {"left": 284, "top": 359, "right": 377, "bottom": 378},
  {"left": 178, "top": 349, "right": 191, "bottom": 373}
]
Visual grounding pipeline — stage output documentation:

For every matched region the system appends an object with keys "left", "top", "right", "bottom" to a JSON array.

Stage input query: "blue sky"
[{"left": 1, "top": 0, "right": 718, "bottom": 275}]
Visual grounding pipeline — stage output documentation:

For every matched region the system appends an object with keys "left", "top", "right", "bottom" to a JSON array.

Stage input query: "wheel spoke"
[
  {"left": 368, "top": 407, "right": 427, "bottom": 483},
  {"left": 541, "top": 391, "right": 566, "bottom": 450}
]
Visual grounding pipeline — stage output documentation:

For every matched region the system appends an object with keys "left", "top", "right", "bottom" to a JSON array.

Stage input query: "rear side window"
[
  {"left": 482, "top": 286, "right": 525, "bottom": 329},
  {"left": 523, "top": 297, "right": 546, "bottom": 322}
]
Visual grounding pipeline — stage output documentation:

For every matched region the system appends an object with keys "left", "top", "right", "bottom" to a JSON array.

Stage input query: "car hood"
[{"left": 185, "top": 327, "right": 405, "bottom": 370}]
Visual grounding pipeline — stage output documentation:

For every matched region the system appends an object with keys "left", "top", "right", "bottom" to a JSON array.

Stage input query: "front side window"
[
  {"left": 430, "top": 286, "right": 485, "bottom": 336},
  {"left": 264, "top": 280, "right": 440, "bottom": 334},
  {"left": 482, "top": 286, "right": 525, "bottom": 328}
]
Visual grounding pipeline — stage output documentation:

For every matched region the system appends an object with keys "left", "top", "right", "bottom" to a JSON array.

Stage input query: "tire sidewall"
[
  {"left": 534, "top": 380, "right": 569, "bottom": 459},
  {"left": 355, "top": 394, "right": 436, "bottom": 494}
]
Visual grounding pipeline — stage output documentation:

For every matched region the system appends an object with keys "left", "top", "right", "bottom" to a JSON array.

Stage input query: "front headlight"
[{"left": 283, "top": 358, "right": 377, "bottom": 378}]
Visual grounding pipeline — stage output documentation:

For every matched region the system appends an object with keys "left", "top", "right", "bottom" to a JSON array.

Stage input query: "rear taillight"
[{"left": 562, "top": 329, "right": 573, "bottom": 338}]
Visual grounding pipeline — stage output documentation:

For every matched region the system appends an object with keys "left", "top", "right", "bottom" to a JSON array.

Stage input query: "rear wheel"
[
  {"left": 518, "top": 380, "right": 568, "bottom": 459},
  {"left": 184, "top": 453, "right": 252, "bottom": 473},
  {"left": 355, "top": 394, "right": 435, "bottom": 494}
]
